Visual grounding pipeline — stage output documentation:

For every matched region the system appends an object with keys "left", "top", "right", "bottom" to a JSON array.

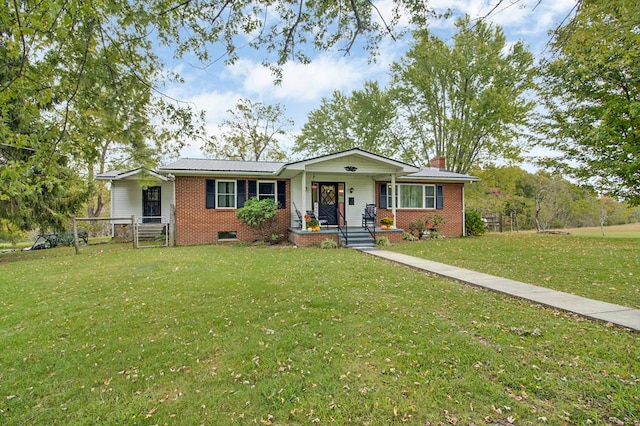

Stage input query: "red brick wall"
[
  {"left": 174, "top": 176, "right": 291, "bottom": 245},
  {"left": 376, "top": 181, "right": 465, "bottom": 237}
]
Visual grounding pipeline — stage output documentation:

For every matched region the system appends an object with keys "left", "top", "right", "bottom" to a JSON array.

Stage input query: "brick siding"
[
  {"left": 174, "top": 176, "right": 291, "bottom": 245},
  {"left": 376, "top": 181, "right": 465, "bottom": 237}
]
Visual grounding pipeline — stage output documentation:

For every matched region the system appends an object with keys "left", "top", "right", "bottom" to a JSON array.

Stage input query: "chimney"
[{"left": 429, "top": 156, "right": 446, "bottom": 170}]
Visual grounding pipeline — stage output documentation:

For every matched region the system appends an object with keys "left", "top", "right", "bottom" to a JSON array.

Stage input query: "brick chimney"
[{"left": 429, "top": 156, "right": 446, "bottom": 170}]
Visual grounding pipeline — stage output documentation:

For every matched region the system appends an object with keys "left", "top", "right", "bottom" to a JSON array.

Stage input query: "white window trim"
[
  {"left": 217, "top": 180, "right": 237, "bottom": 209},
  {"left": 388, "top": 184, "right": 437, "bottom": 209},
  {"left": 257, "top": 180, "right": 277, "bottom": 201}
]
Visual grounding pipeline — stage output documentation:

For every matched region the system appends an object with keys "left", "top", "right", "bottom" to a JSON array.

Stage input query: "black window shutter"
[
  {"left": 379, "top": 183, "right": 388, "bottom": 209},
  {"left": 237, "top": 180, "right": 246, "bottom": 208},
  {"left": 248, "top": 180, "right": 257, "bottom": 200},
  {"left": 436, "top": 185, "right": 444, "bottom": 210},
  {"left": 206, "top": 179, "right": 216, "bottom": 209},
  {"left": 277, "top": 181, "right": 286, "bottom": 209}
]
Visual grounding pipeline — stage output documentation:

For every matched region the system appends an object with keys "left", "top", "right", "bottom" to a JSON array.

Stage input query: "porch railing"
[{"left": 336, "top": 209, "right": 348, "bottom": 246}]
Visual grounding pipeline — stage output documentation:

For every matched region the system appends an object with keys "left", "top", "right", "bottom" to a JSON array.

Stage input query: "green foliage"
[
  {"left": 0, "top": 0, "right": 205, "bottom": 231},
  {"left": 235, "top": 197, "right": 279, "bottom": 242},
  {"left": 294, "top": 81, "right": 398, "bottom": 158},
  {"left": 319, "top": 238, "right": 339, "bottom": 249},
  {"left": 465, "top": 209, "right": 486, "bottom": 236},
  {"left": 538, "top": 0, "right": 640, "bottom": 205},
  {"left": 402, "top": 232, "right": 417, "bottom": 241},
  {"left": 391, "top": 16, "right": 536, "bottom": 171},
  {"left": 409, "top": 219, "right": 425, "bottom": 239},
  {"left": 202, "top": 98, "right": 291, "bottom": 161},
  {"left": 464, "top": 165, "right": 636, "bottom": 232},
  {"left": 375, "top": 236, "right": 390, "bottom": 246}
]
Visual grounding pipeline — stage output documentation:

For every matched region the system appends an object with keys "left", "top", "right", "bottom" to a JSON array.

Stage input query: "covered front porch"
[
  {"left": 288, "top": 226, "right": 404, "bottom": 248},
  {"left": 280, "top": 149, "right": 420, "bottom": 231}
]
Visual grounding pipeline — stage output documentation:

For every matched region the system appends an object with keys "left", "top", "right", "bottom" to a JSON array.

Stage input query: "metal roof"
[
  {"left": 403, "top": 168, "right": 479, "bottom": 182},
  {"left": 159, "top": 158, "right": 285, "bottom": 174}
]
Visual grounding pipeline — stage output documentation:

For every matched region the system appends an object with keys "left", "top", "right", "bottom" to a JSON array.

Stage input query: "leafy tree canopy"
[
  {"left": 202, "top": 99, "right": 292, "bottom": 161},
  {"left": 391, "top": 16, "right": 537, "bottom": 172},
  {"left": 293, "top": 81, "right": 398, "bottom": 158},
  {"left": 538, "top": 0, "right": 640, "bottom": 205}
]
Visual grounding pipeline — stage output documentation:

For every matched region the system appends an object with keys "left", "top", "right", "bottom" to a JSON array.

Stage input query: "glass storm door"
[{"left": 142, "top": 186, "right": 161, "bottom": 223}]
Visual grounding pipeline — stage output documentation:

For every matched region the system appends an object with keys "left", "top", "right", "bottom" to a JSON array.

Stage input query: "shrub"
[
  {"left": 402, "top": 232, "right": 417, "bottom": 241},
  {"left": 408, "top": 219, "right": 425, "bottom": 239},
  {"left": 465, "top": 209, "right": 486, "bottom": 236},
  {"left": 375, "top": 236, "right": 390, "bottom": 246},
  {"left": 320, "top": 238, "right": 338, "bottom": 249},
  {"left": 236, "top": 197, "right": 279, "bottom": 242}
]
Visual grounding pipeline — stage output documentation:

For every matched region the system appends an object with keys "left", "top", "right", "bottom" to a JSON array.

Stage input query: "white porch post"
[
  {"left": 301, "top": 170, "right": 307, "bottom": 215},
  {"left": 391, "top": 173, "right": 397, "bottom": 227}
]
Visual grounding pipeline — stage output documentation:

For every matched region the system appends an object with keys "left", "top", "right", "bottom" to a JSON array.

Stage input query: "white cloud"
[{"left": 225, "top": 54, "right": 376, "bottom": 103}]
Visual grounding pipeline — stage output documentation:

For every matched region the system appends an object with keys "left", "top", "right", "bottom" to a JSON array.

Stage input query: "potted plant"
[
  {"left": 306, "top": 218, "right": 320, "bottom": 231},
  {"left": 380, "top": 216, "right": 394, "bottom": 230}
]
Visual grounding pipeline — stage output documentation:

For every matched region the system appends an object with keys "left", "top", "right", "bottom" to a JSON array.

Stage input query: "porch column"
[
  {"left": 391, "top": 173, "right": 397, "bottom": 227},
  {"left": 301, "top": 170, "right": 307, "bottom": 215}
]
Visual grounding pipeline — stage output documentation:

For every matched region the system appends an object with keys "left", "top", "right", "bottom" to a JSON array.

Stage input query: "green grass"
[
  {"left": 1, "top": 243, "right": 639, "bottom": 425},
  {"left": 389, "top": 232, "right": 640, "bottom": 309}
]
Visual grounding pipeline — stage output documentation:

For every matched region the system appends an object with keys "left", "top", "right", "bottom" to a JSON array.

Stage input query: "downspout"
[
  {"left": 462, "top": 183, "right": 466, "bottom": 237},
  {"left": 391, "top": 173, "right": 396, "bottom": 227}
]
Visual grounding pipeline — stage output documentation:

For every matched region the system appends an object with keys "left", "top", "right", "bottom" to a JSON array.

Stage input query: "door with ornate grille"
[{"left": 319, "top": 183, "right": 338, "bottom": 225}]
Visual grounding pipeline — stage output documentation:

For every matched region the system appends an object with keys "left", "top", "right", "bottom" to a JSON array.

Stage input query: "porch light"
[
  {"left": 344, "top": 166, "right": 358, "bottom": 172},
  {"left": 349, "top": 187, "right": 354, "bottom": 194}
]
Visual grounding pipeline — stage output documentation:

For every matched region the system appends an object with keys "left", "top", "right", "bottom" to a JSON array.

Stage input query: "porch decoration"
[
  {"left": 305, "top": 216, "right": 321, "bottom": 232},
  {"left": 380, "top": 215, "right": 394, "bottom": 230}
]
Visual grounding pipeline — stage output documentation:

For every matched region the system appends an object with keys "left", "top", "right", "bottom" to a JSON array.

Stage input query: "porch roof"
[
  {"left": 402, "top": 168, "right": 479, "bottom": 183},
  {"left": 96, "top": 168, "right": 170, "bottom": 182}
]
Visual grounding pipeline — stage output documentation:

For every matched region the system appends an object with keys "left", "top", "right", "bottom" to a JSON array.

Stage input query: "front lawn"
[
  {"left": 388, "top": 232, "right": 640, "bottom": 309},
  {"left": 1, "top": 244, "right": 638, "bottom": 424}
]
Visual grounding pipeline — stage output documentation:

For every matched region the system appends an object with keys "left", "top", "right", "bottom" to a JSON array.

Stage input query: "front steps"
[{"left": 339, "top": 228, "right": 376, "bottom": 248}]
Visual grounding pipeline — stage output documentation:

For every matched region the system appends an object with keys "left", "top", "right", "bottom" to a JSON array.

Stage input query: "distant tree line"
[{"left": 465, "top": 166, "right": 640, "bottom": 232}]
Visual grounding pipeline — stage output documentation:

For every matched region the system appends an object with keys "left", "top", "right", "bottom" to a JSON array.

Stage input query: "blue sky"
[{"left": 163, "top": 0, "right": 577, "bottom": 161}]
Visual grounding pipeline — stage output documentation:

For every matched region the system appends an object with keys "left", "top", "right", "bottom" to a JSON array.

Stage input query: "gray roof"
[
  {"left": 404, "top": 168, "right": 479, "bottom": 182},
  {"left": 159, "top": 158, "right": 285, "bottom": 174}
]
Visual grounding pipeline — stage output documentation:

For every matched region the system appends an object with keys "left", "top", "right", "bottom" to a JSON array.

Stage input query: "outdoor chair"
[
  {"left": 306, "top": 210, "right": 329, "bottom": 229},
  {"left": 362, "top": 203, "right": 377, "bottom": 228}
]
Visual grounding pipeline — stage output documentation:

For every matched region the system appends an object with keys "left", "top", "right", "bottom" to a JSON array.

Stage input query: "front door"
[
  {"left": 319, "top": 183, "right": 338, "bottom": 225},
  {"left": 142, "top": 186, "right": 161, "bottom": 223}
]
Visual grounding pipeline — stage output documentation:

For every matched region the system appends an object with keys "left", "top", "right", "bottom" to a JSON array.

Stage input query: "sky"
[{"left": 162, "top": 0, "right": 578, "bottom": 163}]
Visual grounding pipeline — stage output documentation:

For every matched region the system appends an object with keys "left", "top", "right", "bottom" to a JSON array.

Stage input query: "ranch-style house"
[{"left": 98, "top": 148, "right": 478, "bottom": 247}]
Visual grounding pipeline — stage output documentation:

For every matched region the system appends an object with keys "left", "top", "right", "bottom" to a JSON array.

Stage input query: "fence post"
[
  {"left": 131, "top": 215, "right": 137, "bottom": 249},
  {"left": 73, "top": 218, "right": 80, "bottom": 255}
]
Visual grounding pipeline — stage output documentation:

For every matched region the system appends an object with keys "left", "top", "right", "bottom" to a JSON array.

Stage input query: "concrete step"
[{"left": 339, "top": 229, "right": 375, "bottom": 248}]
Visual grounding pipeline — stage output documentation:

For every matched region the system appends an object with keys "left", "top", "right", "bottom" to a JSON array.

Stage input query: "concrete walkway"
[{"left": 358, "top": 248, "right": 640, "bottom": 332}]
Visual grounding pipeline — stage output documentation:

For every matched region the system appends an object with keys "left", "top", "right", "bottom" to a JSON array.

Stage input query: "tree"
[
  {"left": 391, "top": 16, "right": 536, "bottom": 172},
  {"left": 293, "top": 81, "right": 398, "bottom": 157},
  {"left": 538, "top": 0, "right": 640, "bottom": 205},
  {"left": 1, "top": 1, "right": 204, "bottom": 230},
  {"left": 202, "top": 99, "right": 292, "bottom": 161}
]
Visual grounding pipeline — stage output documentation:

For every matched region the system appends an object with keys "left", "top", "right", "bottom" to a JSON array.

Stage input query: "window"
[
  {"left": 424, "top": 185, "right": 436, "bottom": 209},
  {"left": 218, "top": 231, "right": 237, "bottom": 240},
  {"left": 385, "top": 184, "right": 439, "bottom": 209},
  {"left": 217, "top": 180, "right": 236, "bottom": 208},
  {"left": 258, "top": 181, "right": 276, "bottom": 201}
]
